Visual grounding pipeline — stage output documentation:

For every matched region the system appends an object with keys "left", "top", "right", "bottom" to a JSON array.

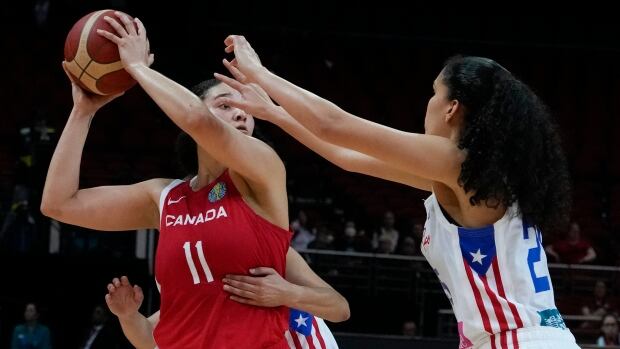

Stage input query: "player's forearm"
[
  {"left": 40, "top": 109, "right": 92, "bottom": 217},
  {"left": 286, "top": 285, "right": 350, "bottom": 323},
  {"left": 267, "top": 105, "right": 355, "bottom": 170},
  {"left": 126, "top": 64, "right": 217, "bottom": 135},
  {"left": 254, "top": 68, "right": 348, "bottom": 142},
  {"left": 117, "top": 312, "right": 157, "bottom": 349}
]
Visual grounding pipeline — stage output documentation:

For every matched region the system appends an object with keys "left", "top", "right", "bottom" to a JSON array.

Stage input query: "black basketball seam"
[{"left": 74, "top": 59, "right": 99, "bottom": 82}]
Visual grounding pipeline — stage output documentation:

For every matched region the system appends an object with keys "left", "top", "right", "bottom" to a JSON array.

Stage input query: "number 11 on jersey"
[{"left": 183, "top": 241, "right": 214, "bottom": 284}]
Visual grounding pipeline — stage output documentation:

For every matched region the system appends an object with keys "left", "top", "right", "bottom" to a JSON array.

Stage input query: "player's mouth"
[{"left": 236, "top": 125, "right": 248, "bottom": 134}]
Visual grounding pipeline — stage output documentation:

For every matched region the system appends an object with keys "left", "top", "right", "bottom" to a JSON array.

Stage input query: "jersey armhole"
[{"left": 158, "top": 179, "right": 185, "bottom": 216}]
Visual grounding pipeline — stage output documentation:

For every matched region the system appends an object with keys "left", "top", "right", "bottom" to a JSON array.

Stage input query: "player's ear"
[{"left": 445, "top": 99, "right": 462, "bottom": 124}]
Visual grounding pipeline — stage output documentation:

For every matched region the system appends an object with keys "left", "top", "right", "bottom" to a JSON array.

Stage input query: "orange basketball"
[{"left": 64, "top": 9, "right": 137, "bottom": 95}]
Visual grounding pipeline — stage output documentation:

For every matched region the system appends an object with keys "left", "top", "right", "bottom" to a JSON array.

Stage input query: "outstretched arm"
[
  {"left": 40, "top": 63, "right": 166, "bottom": 231},
  {"left": 223, "top": 247, "right": 350, "bottom": 322},
  {"left": 215, "top": 66, "right": 431, "bottom": 192},
  {"left": 222, "top": 35, "right": 463, "bottom": 186},
  {"left": 97, "top": 14, "right": 285, "bottom": 195},
  {"left": 106, "top": 276, "right": 157, "bottom": 349}
]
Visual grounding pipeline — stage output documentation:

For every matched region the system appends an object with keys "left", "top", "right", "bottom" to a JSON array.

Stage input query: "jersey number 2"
[
  {"left": 524, "top": 227, "right": 551, "bottom": 293},
  {"left": 183, "top": 241, "right": 214, "bottom": 284}
]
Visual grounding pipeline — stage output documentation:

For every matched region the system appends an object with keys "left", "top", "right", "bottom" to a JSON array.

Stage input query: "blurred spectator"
[
  {"left": 545, "top": 222, "right": 596, "bottom": 264},
  {"left": 334, "top": 220, "right": 372, "bottom": 252},
  {"left": 290, "top": 210, "right": 315, "bottom": 250},
  {"left": 582, "top": 281, "right": 618, "bottom": 329},
  {"left": 0, "top": 184, "right": 37, "bottom": 254},
  {"left": 18, "top": 114, "right": 56, "bottom": 172},
  {"left": 376, "top": 235, "right": 394, "bottom": 254},
  {"left": 411, "top": 220, "right": 425, "bottom": 244},
  {"left": 33, "top": 0, "right": 50, "bottom": 27},
  {"left": 335, "top": 220, "right": 357, "bottom": 252},
  {"left": 397, "top": 236, "right": 417, "bottom": 256},
  {"left": 307, "top": 225, "right": 334, "bottom": 250},
  {"left": 79, "top": 304, "right": 125, "bottom": 349},
  {"left": 372, "top": 211, "right": 400, "bottom": 253},
  {"left": 402, "top": 320, "right": 417, "bottom": 337},
  {"left": 353, "top": 228, "right": 373, "bottom": 252},
  {"left": 596, "top": 313, "right": 620, "bottom": 347},
  {"left": 11, "top": 303, "right": 51, "bottom": 349}
]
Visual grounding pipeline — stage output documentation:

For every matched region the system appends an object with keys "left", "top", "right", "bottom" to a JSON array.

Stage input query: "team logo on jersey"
[
  {"left": 167, "top": 195, "right": 186, "bottom": 206},
  {"left": 538, "top": 308, "right": 567, "bottom": 330},
  {"left": 208, "top": 182, "right": 227, "bottom": 203},
  {"left": 457, "top": 322, "right": 473, "bottom": 349},
  {"left": 422, "top": 231, "right": 431, "bottom": 251}
]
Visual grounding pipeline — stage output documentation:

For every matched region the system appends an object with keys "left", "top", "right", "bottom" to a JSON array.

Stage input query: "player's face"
[
  {"left": 204, "top": 83, "right": 255, "bottom": 136},
  {"left": 424, "top": 74, "right": 452, "bottom": 138}
]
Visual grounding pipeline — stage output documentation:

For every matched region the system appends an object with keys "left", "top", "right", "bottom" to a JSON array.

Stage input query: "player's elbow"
[
  {"left": 40, "top": 200, "right": 62, "bottom": 220},
  {"left": 335, "top": 152, "right": 365, "bottom": 174},
  {"left": 40, "top": 191, "right": 72, "bottom": 220},
  {"left": 184, "top": 105, "right": 213, "bottom": 133},
  {"left": 313, "top": 117, "right": 335, "bottom": 140},
  {"left": 340, "top": 298, "right": 351, "bottom": 322},
  {"left": 314, "top": 112, "right": 346, "bottom": 145},
  {"left": 184, "top": 111, "right": 206, "bottom": 131},
  {"left": 40, "top": 194, "right": 59, "bottom": 218},
  {"left": 336, "top": 160, "right": 354, "bottom": 173},
  {"left": 331, "top": 296, "right": 351, "bottom": 322}
]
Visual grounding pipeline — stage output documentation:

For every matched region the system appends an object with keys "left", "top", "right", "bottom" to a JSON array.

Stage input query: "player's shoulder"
[
  {"left": 142, "top": 178, "right": 179, "bottom": 191},
  {"left": 138, "top": 178, "right": 183, "bottom": 202}
]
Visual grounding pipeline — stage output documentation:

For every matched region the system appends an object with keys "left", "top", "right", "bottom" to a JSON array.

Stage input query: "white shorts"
[{"left": 476, "top": 326, "right": 580, "bottom": 349}]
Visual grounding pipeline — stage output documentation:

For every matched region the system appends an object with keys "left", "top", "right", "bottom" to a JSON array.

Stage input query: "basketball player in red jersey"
[{"left": 41, "top": 12, "right": 348, "bottom": 349}]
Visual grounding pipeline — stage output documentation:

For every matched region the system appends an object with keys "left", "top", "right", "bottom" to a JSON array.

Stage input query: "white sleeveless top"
[{"left": 421, "top": 193, "right": 577, "bottom": 349}]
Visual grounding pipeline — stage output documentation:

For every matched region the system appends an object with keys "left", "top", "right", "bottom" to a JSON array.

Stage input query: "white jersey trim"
[
  {"left": 158, "top": 179, "right": 185, "bottom": 216},
  {"left": 426, "top": 193, "right": 517, "bottom": 232},
  {"left": 316, "top": 317, "right": 339, "bottom": 349},
  {"left": 476, "top": 326, "right": 578, "bottom": 349}
]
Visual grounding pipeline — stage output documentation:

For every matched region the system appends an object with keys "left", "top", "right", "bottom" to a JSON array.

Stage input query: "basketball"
[{"left": 64, "top": 9, "right": 137, "bottom": 95}]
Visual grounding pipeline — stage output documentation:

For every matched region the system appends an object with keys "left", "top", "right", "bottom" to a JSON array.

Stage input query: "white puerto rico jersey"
[
  {"left": 422, "top": 193, "right": 577, "bottom": 349},
  {"left": 285, "top": 309, "right": 339, "bottom": 349}
]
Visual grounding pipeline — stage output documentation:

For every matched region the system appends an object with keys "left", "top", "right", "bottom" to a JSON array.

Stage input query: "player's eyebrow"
[{"left": 213, "top": 93, "right": 232, "bottom": 100}]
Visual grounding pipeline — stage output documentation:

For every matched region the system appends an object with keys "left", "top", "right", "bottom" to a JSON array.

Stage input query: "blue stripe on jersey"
[{"left": 458, "top": 225, "right": 497, "bottom": 276}]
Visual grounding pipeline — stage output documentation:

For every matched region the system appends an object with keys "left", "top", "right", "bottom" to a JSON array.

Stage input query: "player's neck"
[
  {"left": 192, "top": 148, "right": 228, "bottom": 191},
  {"left": 193, "top": 161, "right": 226, "bottom": 192}
]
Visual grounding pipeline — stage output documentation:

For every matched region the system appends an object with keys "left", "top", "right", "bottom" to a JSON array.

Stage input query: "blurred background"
[{"left": 0, "top": 1, "right": 619, "bottom": 348}]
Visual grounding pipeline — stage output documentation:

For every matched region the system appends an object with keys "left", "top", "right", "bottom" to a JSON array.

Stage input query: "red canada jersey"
[{"left": 154, "top": 171, "right": 291, "bottom": 349}]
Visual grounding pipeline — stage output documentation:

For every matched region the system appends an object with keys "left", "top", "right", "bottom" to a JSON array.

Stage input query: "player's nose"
[{"left": 233, "top": 110, "right": 248, "bottom": 122}]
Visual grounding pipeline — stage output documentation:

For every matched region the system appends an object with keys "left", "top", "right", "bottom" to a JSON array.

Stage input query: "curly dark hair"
[{"left": 441, "top": 56, "right": 571, "bottom": 233}]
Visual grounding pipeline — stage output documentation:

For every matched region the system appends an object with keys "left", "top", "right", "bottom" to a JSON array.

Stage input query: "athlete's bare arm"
[
  {"left": 98, "top": 14, "right": 288, "bottom": 229},
  {"left": 41, "top": 63, "right": 170, "bottom": 231},
  {"left": 106, "top": 276, "right": 158, "bottom": 349},
  {"left": 223, "top": 248, "right": 350, "bottom": 322},
  {"left": 215, "top": 68, "right": 432, "bottom": 192},
  {"left": 221, "top": 35, "right": 463, "bottom": 189}
]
